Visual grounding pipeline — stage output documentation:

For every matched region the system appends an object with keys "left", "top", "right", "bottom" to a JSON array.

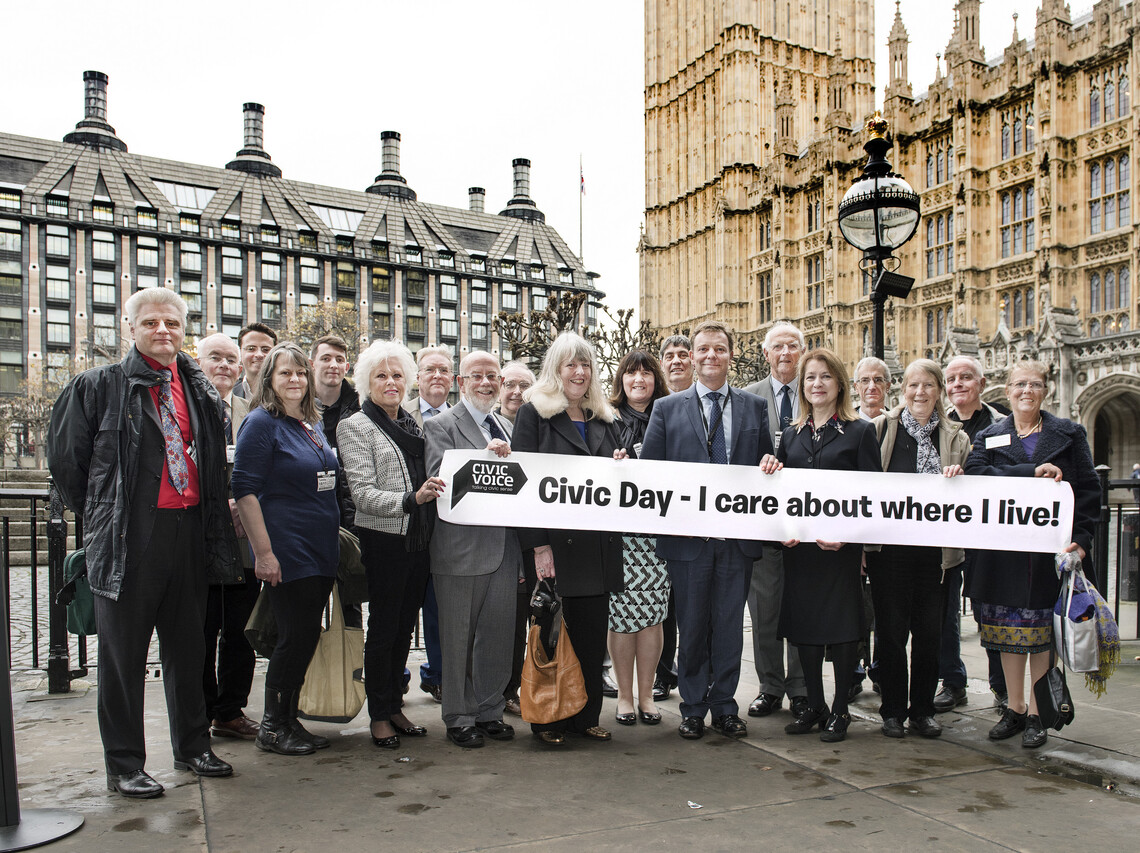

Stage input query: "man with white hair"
[
  {"left": 48, "top": 289, "right": 240, "bottom": 798},
  {"left": 940, "top": 355, "right": 1011, "bottom": 711},
  {"left": 743, "top": 321, "right": 808, "bottom": 719},
  {"left": 853, "top": 356, "right": 891, "bottom": 421},
  {"left": 425, "top": 351, "right": 519, "bottom": 748}
]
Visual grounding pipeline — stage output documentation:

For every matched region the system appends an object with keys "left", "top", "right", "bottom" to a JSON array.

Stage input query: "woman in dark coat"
[
  {"left": 965, "top": 360, "right": 1099, "bottom": 749},
  {"left": 512, "top": 331, "right": 625, "bottom": 746},
  {"left": 761, "top": 348, "right": 880, "bottom": 742}
]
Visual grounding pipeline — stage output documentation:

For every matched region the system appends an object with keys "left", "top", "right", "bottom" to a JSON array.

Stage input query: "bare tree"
[
  {"left": 492, "top": 291, "right": 588, "bottom": 369},
  {"left": 586, "top": 306, "right": 661, "bottom": 389},
  {"left": 285, "top": 302, "right": 365, "bottom": 360}
]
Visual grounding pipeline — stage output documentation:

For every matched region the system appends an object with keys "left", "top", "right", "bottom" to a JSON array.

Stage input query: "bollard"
[
  {"left": 1094, "top": 464, "right": 1111, "bottom": 595},
  {"left": 45, "top": 482, "right": 70, "bottom": 695}
]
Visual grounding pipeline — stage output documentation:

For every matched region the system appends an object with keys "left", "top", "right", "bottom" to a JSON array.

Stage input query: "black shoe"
[
  {"left": 601, "top": 670, "right": 619, "bottom": 698},
  {"left": 785, "top": 704, "right": 829, "bottom": 735},
  {"left": 257, "top": 688, "right": 316, "bottom": 756},
  {"left": 881, "top": 717, "right": 905, "bottom": 739},
  {"left": 638, "top": 709, "right": 662, "bottom": 725},
  {"left": 989, "top": 707, "right": 1027, "bottom": 740},
  {"left": 286, "top": 691, "right": 330, "bottom": 749},
  {"left": 173, "top": 750, "right": 233, "bottom": 777},
  {"left": 652, "top": 678, "right": 673, "bottom": 701},
  {"left": 908, "top": 716, "right": 943, "bottom": 738},
  {"left": 475, "top": 719, "right": 514, "bottom": 740},
  {"left": 678, "top": 716, "right": 705, "bottom": 740},
  {"left": 615, "top": 711, "right": 637, "bottom": 726},
  {"left": 820, "top": 713, "right": 851, "bottom": 743},
  {"left": 847, "top": 681, "right": 865, "bottom": 702},
  {"left": 711, "top": 714, "right": 748, "bottom": 738},
  {"left": 933, "top": 684, "right": 968, "bottom": 713},
  {"left": 392, "top": 722, "right": 428, "bottom": 737},
  {"left": 789, "top": 696, "right": 811, "bottom": 717},
  {"left": 748, "top": 693, "right": 780, "bottom": 717},
  {"left": 447, "top": 726, "right": 485, "bottom": 748},
  {"left": 371, "top": 732, "right": 400, "bottom": 749},
  {"left": 107, "top": 769, "right": 164, "bottom": 799},
  {"left": 420, "top": 682, "right": 442, "bottom": 703},
  {"left": 1022, "top": 715, "right": 1047, "bottom": 748}
]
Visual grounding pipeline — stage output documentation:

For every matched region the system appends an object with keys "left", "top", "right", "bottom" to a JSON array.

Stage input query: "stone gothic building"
[{"left": 640, "top": 0, "right": 1140, "bottom": 478}]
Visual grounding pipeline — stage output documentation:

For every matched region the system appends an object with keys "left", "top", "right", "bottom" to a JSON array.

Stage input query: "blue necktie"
[
  {"left": 707, "top": 392, "right": 727, "bottom": 464},
  {"left": 484, "top": 414, "right": 508, "bottom": 442},
  {"left": 779, "top": 385, "right": 793, "bottom": 430}
]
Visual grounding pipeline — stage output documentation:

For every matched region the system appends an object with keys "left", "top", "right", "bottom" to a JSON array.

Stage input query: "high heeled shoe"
[
  {"left": 819, "top": 712, "right": 851, "bottom": 743},
  {"left": 784, "top": 703, "right": 829, "bottom": 735}
]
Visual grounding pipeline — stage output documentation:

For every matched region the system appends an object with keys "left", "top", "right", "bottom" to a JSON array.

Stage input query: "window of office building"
[
  {"left": 439, "top": 250, "right": 454, "bottom": 269},
  {"left": 181, "top": 241, "right": 202, "bottom": 272},
  {"left": 371, "top": 265, "right": 391, "bottom": 300},
  {"left": 925, "top": 137, "right": 954, "bottom": 186},
  {"left": 180, "top": 214, "right": 200, "bottom": 234},
  {"left": 1089, "top": 264, "right": 1130, "bottom": 315},
  {"left": 45, "top": 224, "right": 69, "bottom": 258},
  {"left": 46, "top": 196, "right": 68, "bottom": 218},
  {"left": 440, "top": 306, "right": 458, "bottom": 339},
  {"left": 46, "top": 308, "right": 71, "bottom": 344},
  {"left": 0, "top": 191, "right": 20, "bottom": 211},
  {"left": 529, "top": 264, "right": 545, "bottom": 281},
  {"left": 500, "top": 259, "right": 516, "bottom": 277},
  {"left": 926, "top": 211, "right": 955, "bottom": 275},
  {"left": 261, "top": 252, "right": 281, "bottom": 283},
  {"left": 222, "top": 283, "right": 243, "bottom": 318},
  {"left": 0, "top": 351, "right": 24, "bottom": 393},
  {"left": 370, "top": 240, "right": 388, "bottom": 261},
  {"left": 501, "top": 282, "right": 519, "bottom": 311},
  {"left": 221, "top": 219, "right": 241, "bottom": 241},
  {"left": 336, "top": 261, "right": 356, "bottom": 296},
  {"left": 531, "top": 287, "right": 548, "bottom": 313},
  {"left": 137, "top": 208, "right": 157, "bottom": 229},
  {"left": 0, "top": 307, "right": 22, "bottom": 342},
  {"left": 92, "top": 230, "right": 116, "bottom": 263},
  {"left": 559, "top": 268, "right": 572, "bottom": 284},
  {"left": 336, "top": 237, "right": 354, "bottom": 255},
  {"left": 180, "top": 278, "right": 202, "bottom": 315},
  {"left": 92, "top": 269, "right": 115, "bottom": 304},
  {"left": 440, "top": 275, "right": 458, "bottom": 304},
  {"left": 137, "top": 235, "right": 159, "bottom": 270},
  {"left": 1000, "top": 185, "right": 1035, "bottom": 257},
  {"left": 406, "top": 302, "right": 426, "bottom": 337},
  {"left": 262, "top": 285, "right": 281, "bottom": 324},
  {"left": 92, "top": 311, "right": 117, "bottom": 349},
  {"left": 405, "top": 270, "right": 426, "bottom": 300},
  {"left": 1000, "top": 104, "right": 1034, "bottom": 159},
  {"left": 300, "top": 255, "right": 320, "bottom": 286},
  {"left": 405, "top": 244, "right": 422, "bottom": 264},
  {"left": 45, "top": 265, "right": 70, "bottom": 302},
  {"left": 222, "top": 246, "right": 243, "bottom": 278},
  {"left": 260, "top": 225, "right": 279, "bottom": 245},
  {"left": 299, "top": 289, "right": 319, "bottom": 307},
  {"left": 92, "top": 202, "right": 114, "bottom": 224},
  {"left": 1090, "top": 152, "right": 1130, "bottom": 234},
  {"left": 471, "top": 255, "right": 486, "bottom": 273},
  {"left": 298, "top": 231, "right": 317, "bottom": 251}
]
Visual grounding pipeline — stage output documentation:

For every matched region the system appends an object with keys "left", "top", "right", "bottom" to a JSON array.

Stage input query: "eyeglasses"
[
  {"left": 461, "top": 373, "right": 500, "bottom": 383},
  {"left": 855, "top": 377, "right": 888, "bottom": 386},
  {"left": 1010, "top": 381, "right": 1045, "bottom": 392},
  {"left": 502, "top": 380, "right": 532, "bottom": 391},
  {"left": 420, "top": 365, "right": 452, "bottom": 376}
]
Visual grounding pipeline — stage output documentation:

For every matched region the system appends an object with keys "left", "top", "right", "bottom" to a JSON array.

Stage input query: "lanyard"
[
  {"left": 700, "top": 391, "right": 728, "bottom": 461},
  {"left": 296, "top": 419, "right": 331, "bottom": 470}
]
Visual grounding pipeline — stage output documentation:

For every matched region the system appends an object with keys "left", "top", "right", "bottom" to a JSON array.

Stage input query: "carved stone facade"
[{"left": 640, "top": 0, "right": 1140, "bottom": 478}]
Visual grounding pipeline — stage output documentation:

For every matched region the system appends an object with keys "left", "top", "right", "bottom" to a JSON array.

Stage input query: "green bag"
[
  {"left": 337, "top": 527, "right": 367, "bottom": 607},
  {"left": 61, "top": 550, "right": 97, "bottom": 636}
]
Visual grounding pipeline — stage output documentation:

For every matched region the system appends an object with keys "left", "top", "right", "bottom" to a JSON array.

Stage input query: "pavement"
[{"left": 5, "top": 623, "right": 1140, "bottom": 852}]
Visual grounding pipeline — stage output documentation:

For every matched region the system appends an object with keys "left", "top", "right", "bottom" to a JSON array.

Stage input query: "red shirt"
[{"left": 141, "top": 353, "right": 200, "bottom": 508}]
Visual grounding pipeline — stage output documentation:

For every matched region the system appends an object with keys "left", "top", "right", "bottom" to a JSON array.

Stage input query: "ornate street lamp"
[{"left": 837, "top": 112, "right": 920, "bottom": 359}]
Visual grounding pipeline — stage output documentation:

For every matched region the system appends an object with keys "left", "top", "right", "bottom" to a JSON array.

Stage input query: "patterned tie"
[
  {"left": 706, "top": 391, "right": 728, "bottom": 464},
  {"left": 426, "top": 407, "right": 440, "bottom": 419},
  {"left": 484, "top": 414, "right": 508, "bottom": 442},
  {"left": 158, "top": 369, "right": 189, "bottom": 494},
  {"left": 223, "top": 399, "right": 233, "bottom": 444},
  {"left": 779, "top": 384, "right": 793, "bottom": 430}
]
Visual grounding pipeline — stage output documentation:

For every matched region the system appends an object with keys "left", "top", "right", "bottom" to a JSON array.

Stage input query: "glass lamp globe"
[{"left": 837, "top": 174, "right": 920, "bottom": 254}]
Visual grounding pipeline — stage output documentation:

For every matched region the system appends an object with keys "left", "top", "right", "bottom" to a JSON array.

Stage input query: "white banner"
[{"left": 436, "top": 450, "right": 1076, "bottom": 553}]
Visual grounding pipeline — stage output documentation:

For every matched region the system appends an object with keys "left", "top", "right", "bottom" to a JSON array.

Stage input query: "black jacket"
[
  {"left": 47, "top": 347, "right": 242, "bottom": 600},
  {"left": 318, "top": 379, "right": 361, "bottom": 528},
  {"left": 965, "top": 410, "right": 1099, "bottom": 610}
]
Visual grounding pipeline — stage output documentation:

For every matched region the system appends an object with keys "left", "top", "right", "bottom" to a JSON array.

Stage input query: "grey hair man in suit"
[
  {"left": 743, "top": 321, "right": 809, "bottom": 719},
  {"left": 425, "top": 351, "right": 520, "bottom": 749}
]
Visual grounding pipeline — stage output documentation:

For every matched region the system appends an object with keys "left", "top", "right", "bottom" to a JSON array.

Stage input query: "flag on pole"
[{"left": 580, "top": 165, "right": 585, "bottom": 195}]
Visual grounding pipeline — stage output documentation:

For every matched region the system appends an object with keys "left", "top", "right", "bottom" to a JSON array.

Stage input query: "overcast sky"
[{"left": 3, "top": 0, "right": 1072, "bottom": 320}]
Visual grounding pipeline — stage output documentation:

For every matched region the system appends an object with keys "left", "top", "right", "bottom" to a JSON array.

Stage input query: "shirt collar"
[
  {"left": 461, "top": 397, "right": 494, "bottom": 424},
  {"left": 419, "top": 397, "right": 448, "bottom": 415},
  {"left": 694, "top": 379, "right": 730, "bottom": 400},
  {"left": 770, "top": 375, "right": 796, "bottom": 396}
]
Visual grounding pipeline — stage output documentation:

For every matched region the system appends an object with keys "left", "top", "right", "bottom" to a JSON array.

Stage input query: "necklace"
[{"left": 1016, "top": 417, "right": 1042, "bottom": 439}]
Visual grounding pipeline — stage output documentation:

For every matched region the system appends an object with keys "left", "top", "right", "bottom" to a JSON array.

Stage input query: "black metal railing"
[{"left": 1100, "top": 471, "right": 1139, "bottom": 640}]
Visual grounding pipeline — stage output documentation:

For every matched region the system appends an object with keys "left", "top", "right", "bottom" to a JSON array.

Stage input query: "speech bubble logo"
[{"left": 451, "top": 459, "right": 528, "bottom": 507}]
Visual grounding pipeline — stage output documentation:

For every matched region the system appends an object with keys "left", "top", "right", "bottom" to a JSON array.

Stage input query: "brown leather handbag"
[{"left": 519, "top": 582, "right": 588, "bottom": 724}]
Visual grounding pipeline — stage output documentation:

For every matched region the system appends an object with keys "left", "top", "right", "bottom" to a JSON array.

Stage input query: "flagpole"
[{"left": 579, "top": 153, "right": 584, "bottom": 262}]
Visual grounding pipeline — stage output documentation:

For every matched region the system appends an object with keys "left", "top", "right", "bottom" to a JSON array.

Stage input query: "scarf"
[
  {"left": 617, "top": 402, "right": 652, "bottom": 458},
  {"left": 361, "top": 399, "right": 434, "bottom": 551},
  {"left": 901, "top": 407, "right": 941, "bottom": 475}
]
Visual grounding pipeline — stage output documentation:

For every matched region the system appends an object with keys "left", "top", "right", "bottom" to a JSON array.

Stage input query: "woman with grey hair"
[
  {"left": 512, "top": 332, "right": 625, "bottom": 745},
  {"left": 233, "top": 343, "right": 341, "bottom": 756},
  {"left": 337, "top": 340, "right": 445, "bottom": 750},
  {"left": 865, "top": 359, "right": 969, "bottom": 741}
]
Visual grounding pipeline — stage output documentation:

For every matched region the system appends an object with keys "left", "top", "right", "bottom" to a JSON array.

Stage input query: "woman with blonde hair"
[{"left": 512, "top": 332, "right": 624, "bottom": 745}]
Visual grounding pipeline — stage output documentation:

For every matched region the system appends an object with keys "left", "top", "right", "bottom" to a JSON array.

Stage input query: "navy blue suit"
[{"left": 640, "top": 385, "right": 773, "bottom": 719}]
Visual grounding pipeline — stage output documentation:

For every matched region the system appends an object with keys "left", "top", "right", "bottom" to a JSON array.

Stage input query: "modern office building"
[
  {"left": 0, "top": 71, "right": 600, "bottom": 393},
  {"left": 640, "top": 0, "right": 1140, "bottom": 476}
]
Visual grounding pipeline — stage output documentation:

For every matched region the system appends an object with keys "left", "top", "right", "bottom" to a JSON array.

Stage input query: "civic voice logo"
[{"left": 450, "top": 459, "right": 529, "bottom": 507}]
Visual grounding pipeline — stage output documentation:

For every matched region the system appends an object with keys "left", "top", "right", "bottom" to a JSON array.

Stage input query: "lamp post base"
[{"left": 0, "top": 809, "right": 84, "bottom": 852}]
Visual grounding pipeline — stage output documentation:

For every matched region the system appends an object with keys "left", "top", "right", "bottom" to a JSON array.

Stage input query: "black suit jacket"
[{"left": 511, "top": 402, "right": 623, "bottom": 597}]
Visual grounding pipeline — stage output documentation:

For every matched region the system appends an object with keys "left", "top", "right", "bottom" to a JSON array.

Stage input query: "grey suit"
[
  {"left": 425, "top": 404, "right": 521, "bottom": 728},
  {"left": 743, "top": 376, "right": 805, "bottom": 703}
]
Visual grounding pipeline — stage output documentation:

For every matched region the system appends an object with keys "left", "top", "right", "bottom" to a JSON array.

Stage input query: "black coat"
[
  {"left": 511, "top": 402, "right": 624, "bottom": 598},
  {"left": 776, "top": 417, "right": 881, "bottom": 644},
  {"left": 964, "top": 410, "right": 1099, "bottom": 610},
  {"left": 47, "top": 347, "right": 242, "bottom": 600}
]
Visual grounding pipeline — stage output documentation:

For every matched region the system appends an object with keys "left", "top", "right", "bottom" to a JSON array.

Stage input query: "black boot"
[
  {"left": 256, "top": 687, "right": 316, "bottom": 756},
  {"left": 287, "top": 690, "right": 330, "bottom": 749}
]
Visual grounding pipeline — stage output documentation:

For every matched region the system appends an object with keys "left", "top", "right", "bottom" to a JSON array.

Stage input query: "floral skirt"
[{"left": 977, "top": 603, "right": 1052, "bottom": 654}]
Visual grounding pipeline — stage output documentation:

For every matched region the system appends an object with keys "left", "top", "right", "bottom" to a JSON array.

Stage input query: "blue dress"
[{"left": 231, "top": 406, "right": 340, "bottom": 582}]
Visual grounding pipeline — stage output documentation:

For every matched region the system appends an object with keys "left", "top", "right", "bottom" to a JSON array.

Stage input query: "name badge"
[
  {"left": 985, "top": 434, "right": 1012, "bottom": 449},
  {"left": 226, "top": 445, "right": 236, "bottom": 464},
  {"left": 317, "top": 470, "right": 336, "bottom": 492},
  {"left": 186, "top": 439, "right": 199, "bottom": 467}
]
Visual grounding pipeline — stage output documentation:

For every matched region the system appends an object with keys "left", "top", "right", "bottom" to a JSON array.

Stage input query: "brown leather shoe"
[
  {"left": 212, "top": 714, "right": 259, "bottom": 740},
  {"left": 504, "top": 698, "right": 522, "bottom": 716}
]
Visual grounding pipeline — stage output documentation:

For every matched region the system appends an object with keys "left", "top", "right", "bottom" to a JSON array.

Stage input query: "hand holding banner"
[{"left": 436, "top": 450, "right": 1075, "bottom": 553}]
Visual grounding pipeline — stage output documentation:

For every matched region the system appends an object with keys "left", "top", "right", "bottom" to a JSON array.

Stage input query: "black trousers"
[
  {"left": 203, "top": 565, "right": 260, "bottom": 722},
  {"left": 265, "top": 574, "right": 334, "bottom": 692},
  {"left": 92, "top": 508, "right": 209, "bottom": 775},
  {"left": 866, "top": 546, "right": 945, "bottom": 721},
  {"left": 531, "top": 593, "right": 608, "bottom": 735},
  {"left": 360, "top": 528, "right": 430, "bottom": 722},
  {"left": 656, "top": 588, "right": 678, "bottom": 687},
  {"left": 506, "top": 577, "right": 530, "bottom": 699}
]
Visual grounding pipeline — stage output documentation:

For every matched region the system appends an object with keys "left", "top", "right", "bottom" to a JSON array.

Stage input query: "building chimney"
[
  {"left": 499, "top": 157, "right": 544, "bottom": 223},
  {"left": 366, "top": 130, "right": 416, "bottom": 199},
  {"left": 226, "top": 102, "right": 281, "bottom": 177},
  {"left": 63, "top": 70, "right": 127, "bottom": 151},
  {"left": 468, "top": 187, "right": 486, "bottom": 212}
]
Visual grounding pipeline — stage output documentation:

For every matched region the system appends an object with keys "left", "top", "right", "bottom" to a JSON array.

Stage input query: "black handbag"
[{"left": 1033, "top": 610, "right": 1076, "bottom": 731}]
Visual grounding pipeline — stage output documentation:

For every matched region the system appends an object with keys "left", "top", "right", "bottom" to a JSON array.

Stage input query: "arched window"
[
  {"left": 948, "top": 146, "right": 954, "bottom": 178},
  {"left": 1001, "top": 193, "right": 1011, "bottom": 222},
  {"left": 1013, "top": 290, "right": 1023, "bottom": 327},
  {"left": 1090, "top": 272, "right": 1101, "bottom": 313},
  {"left": 1001, "top": 123, "right": 1010, "bottom": 158},
  {"left": 862, "top": 325, "right": 870, "bottom": 353},
  {"left": 1106, "top": 158, "right": 1116, "bottom": 193},
  {"left": 1091, "top": 162, "right": 1101, "bottom": 196},
  {"left": 1091, "top": 87, "right": 1101, "bottom": 126},
  {"left": 1106, "top": 269, "right": 1116, "bottom": 308},
  {"left": 1119, "top": 266, "right": 1130, "bottom": 306},
  {"left": 1121, "top": 153, "right": 1130, "bottom": 184},
  {"left": 1121, "top": 314, "right": 1131, "bottom": 332},
  {"left": 1013, "top": 118, "right": 1023, "bottom": 155},
  {"left": 1120, "top": 74, "right": 1130, "bottom": 116},
  {"left": 1026, "top": 186, "right": 1035, "bottom": 217},
  {"left": 1026, "top": 287, "right": 1035, "bottom": 326},
  {"left": 1090, "top": 319, "right": 1101, "bottom": 336},
  {"left": 937, "top": 308, "right": 945, "bottom": 341},
  {"left": 926, "top": 310, "right": 935, "bottom": 344},
  {"left": 1026, "top": 113, "right": 1035, "bottom": 151},
  {"left": 1105, "top": 81, "right": 1116, "bottom": 121},
  {"left": 936, "top": 149, "right": 945, "bottom": 184},
  {"left": 927, "top": 153, "right": 934, "bottom": 187}
]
